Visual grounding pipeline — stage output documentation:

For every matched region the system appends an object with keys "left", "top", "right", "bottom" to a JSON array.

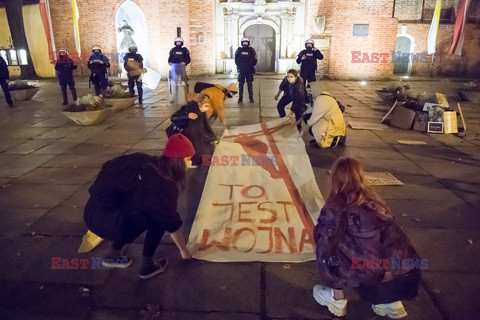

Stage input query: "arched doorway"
[
  {"left": 244, "top": 24, "right": 275, "bottom": 73},
  {"left": 115, "top": 0, "right": 149, "bottom": 67},
  {"left": 393, "top": 36, "right": 412, "bottom": 75}
]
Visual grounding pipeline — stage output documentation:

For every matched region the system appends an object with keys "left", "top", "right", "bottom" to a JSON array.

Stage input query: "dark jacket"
[
  {"left": 0, "top": 56, "right": 9, "bottom": 80},
  {"left": 88, "top": 51, "right": 110, "bottom": 75},
  {"left": 296, "top": 48, "right": 323, "bottom": 70},
  {"left": 123, "top": 52, "right": 143, "bottom": 68},
  {"left": 84, "top": 153, "right": 183, "bottom": 240},
  {"left": 168, "top": 101, "right": 217, "bottom": 165},
  {"left": 235, "top": 46, "right": 257, "bottom": 74},
  {"left": 279, "top": 76, "right": 306, "bottom": 109},
  {"left": 314, "top": 203, "right": 420, "bottom": 290},
  {"left": 168, "top": 46, "right": 191, "bottom": 65},
  {"left": 55, "top": 55, "right": 77, "bottom": 81}
]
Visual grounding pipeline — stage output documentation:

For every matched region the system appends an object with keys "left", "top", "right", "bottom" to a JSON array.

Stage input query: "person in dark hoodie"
[
  {"left": 88, "top": 45, "right": 110, "bottom": 96},
  {"left": 235, "top": 37, "right": 257, "bottom": 103},
  {"left": 296, "top": 39, "right": 323, "bottom": 84},
  {"left": 123, "top": 45, "right": 144, "bottom": 103},
  {"left": 55, "top": 49, "right": 77, "bottom": 105},
  {"left": 313, "top": 157, "right": 421, "bottom": 318},
  {"left": 166, "top": 100, "right": 217, "bottom": 166},
  {"left": 274, "top": 69, "right": 306, "bottom": 130},
  {"left": 0, "top": 55, "right": 13, "bottom": 108},
  {"left": 84, "top": 134, "right": 195, "bottom": 280}
]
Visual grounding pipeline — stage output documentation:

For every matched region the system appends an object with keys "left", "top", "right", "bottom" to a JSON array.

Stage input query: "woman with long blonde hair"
[{"left": 313, "top": 157, "right": 421, "bottom": 318}]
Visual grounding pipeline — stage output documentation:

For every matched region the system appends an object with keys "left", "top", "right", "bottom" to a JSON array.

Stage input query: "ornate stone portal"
[{"left": 216, "top": 0, "right": 305, "bottom": 74}]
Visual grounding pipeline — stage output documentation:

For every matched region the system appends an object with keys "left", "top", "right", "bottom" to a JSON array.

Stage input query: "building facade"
[{"left": 1, "top": 0, "right": 479, "bottom": 79}]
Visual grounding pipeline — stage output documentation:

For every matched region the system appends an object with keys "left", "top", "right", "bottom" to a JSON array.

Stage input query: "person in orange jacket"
[{"left": 192, "top": 82, "right": 238, "bottom": 127}]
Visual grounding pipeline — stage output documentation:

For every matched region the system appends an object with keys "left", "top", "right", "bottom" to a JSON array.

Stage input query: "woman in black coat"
[
  {"left": 274, "top": 69, "right": 307, "bottom": 129},
  {"left": 84, "top": 134, "right": 195, "bottom": 280}
]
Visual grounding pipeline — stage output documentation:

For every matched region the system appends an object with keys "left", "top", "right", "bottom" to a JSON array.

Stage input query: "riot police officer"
[
  {"left": 234, "top": 37, "right": 257, "bottom": 103},
  {"left": 124, "top": 45, "right": 144, "bottom": 103},
  {"left": 88, "top": 45, "right": 110, "bottom": 96},
  {"left": 55, "top": 49, "right": 77, "bottom": 105},
  {"left": 296, "top": 39, "right": 323, "bottom": 84},
  {"left": 168, "top": 37, "right": 191, "bottom": 66}
]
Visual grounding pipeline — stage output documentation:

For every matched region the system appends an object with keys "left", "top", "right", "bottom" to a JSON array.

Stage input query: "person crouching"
[
  {"left": 313, "top": 157, "right": 421, "bottom": 318},
  {"left": 303, "top": 92, "right": 346, "bottom": 148},
  {"left": 83, "top": 134, "right": 195, "bottom": 279}
]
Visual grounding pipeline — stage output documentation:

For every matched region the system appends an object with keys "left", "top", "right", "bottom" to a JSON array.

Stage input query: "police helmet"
[
  {"left": 92, "top": 45, "right": 102, "bottom": 52},
  {"left": 174, "top": 37, "right": 184, "bottom": 46},
  {"left": 128, "top": 45, "right": 138, "bottom": 52},
  {"left": 241, "top": 37, "right": 250, "bottom": 46},
  {"left": 305, "top": 39, "right": 314, "bottom": 48}
]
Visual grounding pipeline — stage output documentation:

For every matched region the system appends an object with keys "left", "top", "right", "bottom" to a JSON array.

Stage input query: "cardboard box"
[{"left": 389, "top": 106, "right": 416, "bottom": 129}]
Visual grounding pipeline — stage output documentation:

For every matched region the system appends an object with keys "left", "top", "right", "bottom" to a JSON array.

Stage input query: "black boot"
[
  {"left": 238, "top": 82, "right": 244, "bottom": 103},
  {"left": 71, "top": 88, "right": 77, "bottom": 102},
  {"left": 61, "top": 87, "right": 68, "bottom": 105},
  {"left": 247, "top": 82, "right": 254, "bottom": 103}
]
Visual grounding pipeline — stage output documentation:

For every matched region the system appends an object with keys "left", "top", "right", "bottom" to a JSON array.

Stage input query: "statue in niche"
[
  {"left": 118, "top": 20, "right": 137, "bottom": 52},
  {"left": 314, "top": 15, "right": 326, "bottom": 35}
]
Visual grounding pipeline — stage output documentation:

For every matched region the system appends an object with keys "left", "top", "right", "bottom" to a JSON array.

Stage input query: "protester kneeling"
[
  {"left": 303, "top": 92, "right": 346, "bottom": 148},
  {"left": 83, "top": 134, "right": 195, "bottom": 280},
  {"left": 313, "top": 157, "right": 421, "bottom": 318}
]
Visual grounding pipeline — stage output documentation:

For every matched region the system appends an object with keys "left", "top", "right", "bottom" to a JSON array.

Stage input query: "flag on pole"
[
  {"left": 71, "top": 0, "right": 81, "bottom": 57},
  {"left": 428, "top": 0, "right": 442, "bottom": 55},
  {"left": 39, "top": 0, "right": 56, "bottom": 62},
  {"left": 449, "top": 0, "right": 471, "bottom": 56}
]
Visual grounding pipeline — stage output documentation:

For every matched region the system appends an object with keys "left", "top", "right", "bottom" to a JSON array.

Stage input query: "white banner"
[{"left": 187, "top": 117, "right": 324, "bottom": 262}]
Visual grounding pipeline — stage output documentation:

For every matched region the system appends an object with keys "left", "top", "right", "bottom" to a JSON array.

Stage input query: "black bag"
[
  {"left": 320, "top": 93, "right": 346, "bottom": 113},
  {"left": 194, "top": 82, "right": 216, "bottom": 93}
]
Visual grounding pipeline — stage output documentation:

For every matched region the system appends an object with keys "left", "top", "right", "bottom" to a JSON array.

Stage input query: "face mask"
[
  {"left": 242, "top": 42, "right": 249, "bottom": 47},
  {"left": 199, "top": 103, "right": 210, "bottom": 113},
  {"left": 129, "top": 50, "right": 137, "bottom": 54},
  {"left": 176, "top": 42, "right": 182, "bottom": 47}
]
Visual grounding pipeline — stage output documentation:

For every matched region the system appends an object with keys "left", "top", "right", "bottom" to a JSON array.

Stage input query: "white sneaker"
[
  {"left": 313, "top": 285, "right": 347, "bottom": 317},
  {"left": 372, "top": 301, "right": 408, "bottom": 319}
]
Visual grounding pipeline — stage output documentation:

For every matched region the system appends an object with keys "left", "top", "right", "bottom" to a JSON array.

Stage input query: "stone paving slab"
[
  {"left": 0, "top": 183, "right": 81, "bottom": 209},
  {"left": 388, "top": 199, "right": 480, "bottom": 229},
  {"left": 422, "top": 272, "right": 480, "bottom": 320},
  {"left": 96, "top": 244, "right": 262, "bottom": 313},
  {"left": 404, "top": 228, "right": 480, "bottom": 273},
  {"left": 0, "top": 208, "right": 48, "bottom": 240},
  {"left": 0, "top": 280, "right": 92, "bottom": 320}
]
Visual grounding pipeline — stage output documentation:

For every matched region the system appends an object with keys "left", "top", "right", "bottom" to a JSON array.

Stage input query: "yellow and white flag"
[
  {"left": 187, "top": 118, "right": 324, "bottom": 262},
  {"left": 428, "top": 0, "right": 442, "bottom": 55},
  {"left": 71, "top": 0, "right": 81, "bottom": 56}
]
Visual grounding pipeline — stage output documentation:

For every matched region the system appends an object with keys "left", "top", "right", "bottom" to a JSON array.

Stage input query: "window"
[
  {"left": 0, "top": 50, "right": 7, "bottom": 63},
  {"left": 9, "top": 50, "right": 18, "bottom": 65},
  {"left": 18, "top": 49, "right": 28, "bottom": 65}
]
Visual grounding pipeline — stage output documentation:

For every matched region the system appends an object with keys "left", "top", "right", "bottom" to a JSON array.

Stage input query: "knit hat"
[{"left": 163, "top": 134, "right": 195, "bottom": 158}]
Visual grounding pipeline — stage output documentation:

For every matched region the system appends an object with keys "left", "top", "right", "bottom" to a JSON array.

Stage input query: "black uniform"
[
  {"left": 296, "top": 48, "right": 323, "bottom": 83},
  {"left": 0, "top": 56, "right": 13, "bottom": 107},
  {"left": 55, "top": 54, "right": 77, "bottom": 104},
  {"left": 123, "top": 51, "right": 144, "bottom": 102},
  {"left": 235, "top": 46, "right": 257, "bottom": 102},
  {"left": 88, "top": 51, "right": 110, "bottom": 96},
  {"left": 168, "top": 46, "right": 191, "bottom": 65}
]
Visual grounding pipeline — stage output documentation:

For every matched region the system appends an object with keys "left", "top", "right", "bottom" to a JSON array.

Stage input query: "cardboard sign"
[{"left": 187, "top": 118, "right": 323, "bottom": 262}]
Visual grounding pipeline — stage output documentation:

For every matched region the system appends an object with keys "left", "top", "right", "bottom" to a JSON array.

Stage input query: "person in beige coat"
[{"left": 304, "top": 92, "right": 346, "bottom": 148}]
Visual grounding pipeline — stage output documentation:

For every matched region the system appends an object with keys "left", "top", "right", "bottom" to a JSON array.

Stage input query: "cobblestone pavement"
[{"left": 0, "top": 76, "right": 479, "bottom": 320}]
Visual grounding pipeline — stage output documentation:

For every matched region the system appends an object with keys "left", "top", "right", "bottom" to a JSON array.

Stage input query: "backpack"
[{"left": 320, "top": 93, "right": 346, "bottom": 113}]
